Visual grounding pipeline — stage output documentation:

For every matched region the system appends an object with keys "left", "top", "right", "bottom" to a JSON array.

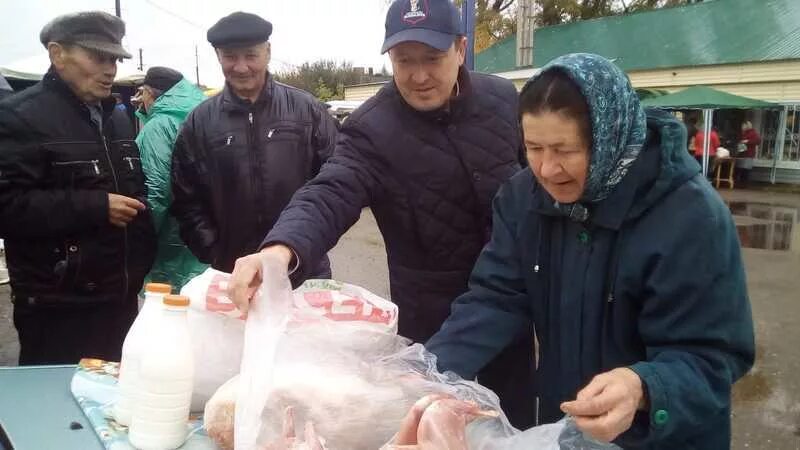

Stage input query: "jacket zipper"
[
  {"left": 53, "top": 159, "right": 100, "bottom": 175},
  {"left": 267, "top": 126, "right": 302, "bottom": 139},
  {"left": 248, "top": 112, "right": 264, "bottom": 227},
  {"left": 101, "top": 135, "right": 130, "bottom": 298},
  {"left": 123, "top": 156, "right": 140, "bottom": 170}
]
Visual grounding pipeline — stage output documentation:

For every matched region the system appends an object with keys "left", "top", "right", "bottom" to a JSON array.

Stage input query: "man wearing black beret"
[
  {"left": 0, "top": 11, "right": 156, "bottom": 364},
  {"left": 136, "top": 67, "right": 208, "bottom": 292},
  {"left": 171, "top": 11, "right": 338, "bottom": 278}
]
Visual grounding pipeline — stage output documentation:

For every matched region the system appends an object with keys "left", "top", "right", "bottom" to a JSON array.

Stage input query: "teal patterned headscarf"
[{"left": 523, "top": 53, "right": 647, "bottom": 222}]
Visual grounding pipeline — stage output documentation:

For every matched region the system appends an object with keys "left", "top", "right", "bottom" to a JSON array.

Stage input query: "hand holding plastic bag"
[
  {"left": 202, "top": 257, "right": 621, "bottom": 450},
  {"left": 235, "top": 255, "right": 294, "bottom": 450}
]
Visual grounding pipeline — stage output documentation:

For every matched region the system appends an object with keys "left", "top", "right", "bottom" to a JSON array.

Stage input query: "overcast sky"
[{"left": 0, "top": 0, "right": 391, "bottom": 87}]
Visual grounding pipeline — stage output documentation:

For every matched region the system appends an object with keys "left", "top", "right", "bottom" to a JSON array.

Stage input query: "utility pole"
[
  {"left": 138, "top": 48, "right": 143, "bottom": 71},
  {"left": 195, "top": 45, "right": 200, "bottom": 85},
  {"left": 115, "top": 0, "right": 121, "bottom": 18},
  {"left": 516, "top": 0, "right": 535, "bottom": 67},
  {"left": 461, "top": 0, "right": 475, "bottom": 70}
]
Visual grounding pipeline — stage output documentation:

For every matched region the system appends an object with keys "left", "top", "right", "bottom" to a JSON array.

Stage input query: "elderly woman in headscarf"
[{"left": 421, "top": 54, "right": 755, "bottom": 449}]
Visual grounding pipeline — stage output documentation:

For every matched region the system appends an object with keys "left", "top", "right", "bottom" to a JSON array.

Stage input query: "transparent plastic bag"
[
  {"left": 204, "top": 258, "right": 620, "bottom": 450},
  {"left": 182, "top": 268, "right": 399, "bottom": 413},
  {"left": 181, "top": 268, "right": 246, "bottom": 411}
]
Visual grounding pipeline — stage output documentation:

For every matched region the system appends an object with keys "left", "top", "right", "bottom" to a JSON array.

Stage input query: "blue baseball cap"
[{"left": 381, "top": 0, "right": 464, "bottom": 54}]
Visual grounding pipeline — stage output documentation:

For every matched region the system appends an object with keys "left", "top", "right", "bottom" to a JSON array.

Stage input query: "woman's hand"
[{"left": 560, "top": 367, "right": 646, "bottom": 443}]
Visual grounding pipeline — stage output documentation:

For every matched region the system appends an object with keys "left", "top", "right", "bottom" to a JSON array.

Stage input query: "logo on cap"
[{"left": 403, "top": 0, "right": 428, "bottom": 25}]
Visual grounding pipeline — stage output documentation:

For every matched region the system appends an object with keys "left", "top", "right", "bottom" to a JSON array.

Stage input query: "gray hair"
[{"left": 144, "top": 85, "right": 164, "bottom": 99}]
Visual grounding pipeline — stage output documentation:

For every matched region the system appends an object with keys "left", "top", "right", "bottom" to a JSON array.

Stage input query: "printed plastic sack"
[
  {"left": 181, "top": 268, "right": 245, "bottom": 411},
  {"left": 181, "top": 267, "right": 399, "bottom": 412},
  {"left": 204, "top": 256, "right": 620, "bottom": 450}
]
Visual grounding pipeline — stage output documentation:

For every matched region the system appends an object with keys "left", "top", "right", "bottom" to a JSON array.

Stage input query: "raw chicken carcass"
[{"left": 383, "top": 394, "right": 497, "bottom": 450}]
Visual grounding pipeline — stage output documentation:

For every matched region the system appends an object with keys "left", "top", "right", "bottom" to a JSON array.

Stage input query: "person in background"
[
  {"left": 171, "top": 11, "right": 338, "bottom": 277},
  {"left": 693, "top": 124, "right": 720, "bottom": 174},
  {"left": 0, "top": 11, "right": 156, "bottom": 364},
  {"left": 112, "top": 92, "right": 126, "bottom": 113},
  {"left": 425, "top": 53, "right": 754, "bottom": 448},
  {"left": 684, "top": 116, "right": 697, "bottom": 153},
  {"left": 136, "top": 67, "right": 208, "bottom": 290},
  {"left": 736, "top": 120, "right": 761, "bottom": 184}
]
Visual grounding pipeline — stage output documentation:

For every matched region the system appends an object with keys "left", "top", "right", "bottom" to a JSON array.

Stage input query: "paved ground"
[{"left": 1, "top": 189, "right": 798, "bottom": 448}]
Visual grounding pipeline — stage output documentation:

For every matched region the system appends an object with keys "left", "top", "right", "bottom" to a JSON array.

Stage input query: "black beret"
[
  {"left": 40, "top": 11, "right": 131, "bottom": 59},
  {"left": 207, "top": 12, "right": 272, "bottom": 48},
  {"left": 144, "top": 67, "right": 183, "bottom": 92}
]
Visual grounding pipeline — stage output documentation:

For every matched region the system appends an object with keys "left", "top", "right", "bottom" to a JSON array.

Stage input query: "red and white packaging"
[{"left": 180, "top": 268, "right": 399, "bottom": 412}]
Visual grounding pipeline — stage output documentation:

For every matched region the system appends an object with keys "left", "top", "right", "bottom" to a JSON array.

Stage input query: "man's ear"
[
  {"left": 455, "top": 36, "right": 467, "bottom": 66},
  {"left": 48, "top": 42, "right": 67, "bottom": 70},
  {"left": 265, "top": 42, "right": 272, "bottom": 66}
]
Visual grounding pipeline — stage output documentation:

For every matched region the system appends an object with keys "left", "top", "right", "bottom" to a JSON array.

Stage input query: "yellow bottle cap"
[
  {"left": 163, "top": 295, "right": 190, "bottom": 307},
  {"left": 145, "top": 283, "right": 172, "bottom": 295}
]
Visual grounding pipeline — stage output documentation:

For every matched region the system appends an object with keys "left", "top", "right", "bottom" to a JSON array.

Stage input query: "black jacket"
[
  {"left": 265, "top": 68, "right": 524, "bottom": 342},
  {"left": 0, "top": 68, "right": 156, "bottom": 307},
  {"left": 171, "top": 75, "right": 338, "bottom": 273}
]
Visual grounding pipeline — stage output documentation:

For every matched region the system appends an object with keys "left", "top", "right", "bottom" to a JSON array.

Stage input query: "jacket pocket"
[
  {"left": 266, "top": 125, "right": 304, "bottom": 141},
  {"left": 44, "top": 141, "right": 106, "bottom": 190},
  {"left": 50, "top": 159, "right": 101, "bottom": 188},
  {"left": 266, "top": 125, "right": 305, "bottom": 159},
  {"left": 54, "top": 239, "right": 117, "bottom": 297},
  {"left": 112, "top": 139, "right": 146, "bottom": 196}
]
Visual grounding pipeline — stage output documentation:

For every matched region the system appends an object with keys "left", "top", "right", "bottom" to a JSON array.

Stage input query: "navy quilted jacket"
[{"left": 265, "top": 67, "right": 524, "bottom": 342}]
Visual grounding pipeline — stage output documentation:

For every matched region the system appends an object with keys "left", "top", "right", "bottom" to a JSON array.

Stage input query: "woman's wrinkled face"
[{"left": 522, "top": 111, "right": 591, "bottom": 203}]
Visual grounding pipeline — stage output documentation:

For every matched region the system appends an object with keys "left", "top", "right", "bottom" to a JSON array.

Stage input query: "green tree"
[
  {"left": 536, "top": 0, "right": 691, "bottom": 27},
  {"left": 275, "top": 60, "right": 388, "bottom": 100},
  {"left": 315, "top": 78, "right": 336, "bottom": 102}
]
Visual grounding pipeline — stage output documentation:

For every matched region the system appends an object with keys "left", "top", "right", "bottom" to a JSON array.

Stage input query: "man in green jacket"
[{"left": 136, "top": 67, "right": 208, "bottom": 290}]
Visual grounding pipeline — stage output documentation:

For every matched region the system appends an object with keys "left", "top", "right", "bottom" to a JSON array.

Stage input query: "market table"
[{"left": 0, "top": 365, "right": 104, "bottom": 450}]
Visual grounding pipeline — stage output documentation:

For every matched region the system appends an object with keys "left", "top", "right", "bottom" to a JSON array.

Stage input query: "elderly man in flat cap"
[
  {"left": 170, "top": 11, "right": 338, "bottom": 278},
  {"left": 136, "top": 67, "right": 208, "bottom": 291},
  {"left": 0, "top": 11, "right": 156, "bottom": 365}
]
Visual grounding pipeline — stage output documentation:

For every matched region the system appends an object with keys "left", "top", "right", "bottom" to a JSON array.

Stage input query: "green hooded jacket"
[{"left": 136, "top": 78, "right": 208, "bottom": 290}]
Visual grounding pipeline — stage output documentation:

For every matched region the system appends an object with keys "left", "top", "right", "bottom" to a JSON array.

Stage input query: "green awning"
[{"left": 640, "top": 85, "right": 779, "bottom": 110}]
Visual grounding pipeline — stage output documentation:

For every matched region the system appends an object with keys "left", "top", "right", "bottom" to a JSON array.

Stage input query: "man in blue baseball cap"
[{"left": 229, "top": 0, "right": 536, "bottom": 428}]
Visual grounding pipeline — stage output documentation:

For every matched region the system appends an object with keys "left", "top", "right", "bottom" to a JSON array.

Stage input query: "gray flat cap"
[{"left": 40, "top": 11, "right": 131, "bottom": 59}]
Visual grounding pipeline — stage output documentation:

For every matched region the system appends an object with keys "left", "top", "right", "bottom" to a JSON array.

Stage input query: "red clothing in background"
[
  {"left": 694, "top": 129, "right": 720, "bottom": 157},
  {"left": 740, "top": 128, "right": 761, "bottom": 158}
]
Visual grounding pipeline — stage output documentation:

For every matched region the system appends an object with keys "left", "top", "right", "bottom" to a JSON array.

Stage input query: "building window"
[{"left": 757, "top": 105, "right": 800, "bottom": 165}]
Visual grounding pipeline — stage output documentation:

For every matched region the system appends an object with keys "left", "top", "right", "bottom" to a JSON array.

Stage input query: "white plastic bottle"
[
  {"left": 115, "top": 283, "right": 172, "bottom": 426},
  {"left": 129, "top": 295, "right": 195, "bottom": 450}
]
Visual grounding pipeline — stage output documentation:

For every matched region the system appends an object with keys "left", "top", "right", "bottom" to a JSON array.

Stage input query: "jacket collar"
[
  {"left": 42, "top": 66, "right": 116, "bottom": 124},
  {"left": 221, "top": 72, "right": 273, "bottom": 113},
  {"left": 393, "top": 65, "right": 476, "bottom": 124}
]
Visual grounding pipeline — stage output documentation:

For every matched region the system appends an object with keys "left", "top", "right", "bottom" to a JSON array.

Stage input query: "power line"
[
  {"left": 143, "top": 0, "right": 205, "bottom": 29},
  {"left": 141, "top": 0, "right": 299, "bottom": 71}
]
